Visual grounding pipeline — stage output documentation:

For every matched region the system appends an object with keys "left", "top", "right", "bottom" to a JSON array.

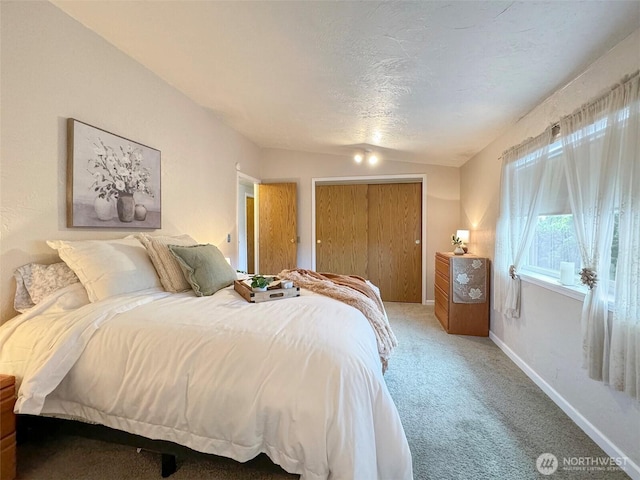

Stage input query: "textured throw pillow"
[
  {"left": 168, "top": 244, "right": 236, "bottom": 296},
  {"left": 14, "top": 280, "right": 33, "bottom": 312},
  {"left": 136, "top": 233, "right": 197, "bottom": 292},
  {"left": 14, "top": 262, "right": 80, "bottom": 312},
  {"left": 14, "top": 267, "right": 35, "bottom": 313},
  {"left": 47, "top": 238, "right": 161, "bottom": 302}
]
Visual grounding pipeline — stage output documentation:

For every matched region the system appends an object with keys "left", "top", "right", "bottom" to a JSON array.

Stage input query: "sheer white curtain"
[
  {"left": 609, "top": 74, "right": 640, "bottom": 399},
  {"left": 561, "top": 72, "right": 639, "bottom": 392},
  {"left": 494, "top": 128, "right": 553, "bottom": 318}
]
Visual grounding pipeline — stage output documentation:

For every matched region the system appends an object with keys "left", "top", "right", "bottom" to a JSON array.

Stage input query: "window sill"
[
  {"left": 518, "top": 270, "right": 614, "bottom": 312},
  {"left": 519, "top": 270, "right": 587, "bottom": 301}
]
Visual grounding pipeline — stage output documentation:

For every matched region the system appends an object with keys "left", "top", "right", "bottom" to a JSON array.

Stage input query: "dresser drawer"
[
  {"left": 435, "top": 254, "right": 450, "bottom": 279},
  {"left": 0, "top": 432, "right": 16, "bottom": 480},
  {"left": 0, "top": 375, "right": 16, "bottom": 480},
  {"left": 0, "top": 378, "right": 13, "bottom": 402},
  {"left": 0, "top": 398, "right": 15, "bottom": 439},
  {"left": 0, "top": 375, "right": 15, "bottom": 441},
  {"left": 434, "top": 270, "right": 450, "bottom": 295},
  {"left": 434, "top": 284, "right": 449, "bottom": 330}
]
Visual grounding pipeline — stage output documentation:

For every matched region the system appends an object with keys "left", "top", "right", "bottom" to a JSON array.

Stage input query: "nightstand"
[{"left": 0, "top": 375, "right": 16, "bottom": 480}]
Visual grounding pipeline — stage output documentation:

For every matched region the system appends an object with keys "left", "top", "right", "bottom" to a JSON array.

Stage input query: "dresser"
[
  {"left": 0, "top": 375, "right": 16, "bottom": 480},
  {"left": 434, "top": 252, "right": 490, "bottom": 336}
]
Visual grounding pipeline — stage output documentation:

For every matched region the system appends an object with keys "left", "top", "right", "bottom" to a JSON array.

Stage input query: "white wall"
[
  {"left": 0, "top": 1, "right": 261, "bottom": 322},
  {"left": 259, "top": 149, "right": 461, "bottom": 302},
  {"left": 461, "top": 29, "right": 640, "bottom": 475}
]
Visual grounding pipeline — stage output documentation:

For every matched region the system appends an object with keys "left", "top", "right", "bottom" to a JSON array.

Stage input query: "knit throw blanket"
[{"left": 278, "top": 269, "right": 398, "bottom": 372}]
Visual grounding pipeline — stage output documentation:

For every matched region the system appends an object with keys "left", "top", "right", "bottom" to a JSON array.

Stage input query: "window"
[
  {"left": 525, "top": 214, "right": 619, "bottom": 287},
  {"left": 526, "top": 214, "right": 582, "bottom": 277},
  {"left": 496, "top": 72, "right": 639, "bottom": 398},
  {"left": 521, "top": 132, "right": 620, "bottom": 290}
]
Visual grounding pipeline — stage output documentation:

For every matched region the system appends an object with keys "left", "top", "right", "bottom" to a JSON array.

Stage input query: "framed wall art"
[{"left": 67, "top": 118, "right": 161, "bottom": 228}]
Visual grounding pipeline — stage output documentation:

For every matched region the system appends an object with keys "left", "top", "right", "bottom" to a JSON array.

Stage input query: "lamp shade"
[{"left": 456, "top": 230, "right": 470, "bottom": 244}]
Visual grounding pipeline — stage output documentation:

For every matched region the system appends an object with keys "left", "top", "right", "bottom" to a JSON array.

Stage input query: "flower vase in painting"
[
  {"left": 89, "top": 140, "right": 154, "bottom": 224},
  {"left": 93, "top": 196, "right": 113, "bottom": 221},
  {"left": 117, "top": 192, "right": 135, "bottom": 222},
  {"left": 134, "top": 204, "right": 147, "bottom": 221}
]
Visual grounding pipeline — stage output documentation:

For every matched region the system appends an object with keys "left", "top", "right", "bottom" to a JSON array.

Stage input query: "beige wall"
[
  {"left": 460, "top": 29, "right": 640, "bottom": 472},
  {"left": 0, "top": 1, "right": 261, "bottom": 322},
  {"left": 259, "top": 149, "right": 460, "bottom": 303}
]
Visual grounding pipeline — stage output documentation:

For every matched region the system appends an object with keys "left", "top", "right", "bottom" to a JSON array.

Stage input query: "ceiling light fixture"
[{"left": 353, "top": 150, "right": 380, "bottom": 165}]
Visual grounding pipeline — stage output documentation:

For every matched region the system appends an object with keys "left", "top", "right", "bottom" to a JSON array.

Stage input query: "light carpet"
[{"left": 17, "top": 303, "right": 628, "bottom": 479}]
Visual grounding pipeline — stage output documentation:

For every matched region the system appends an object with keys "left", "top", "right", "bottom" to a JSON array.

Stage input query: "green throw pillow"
[{"left": 168, "top": 244, "right": 236, "bottom": 296}]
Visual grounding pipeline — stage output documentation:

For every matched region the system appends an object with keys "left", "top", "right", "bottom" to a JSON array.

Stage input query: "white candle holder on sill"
[{"left": 560, "top": 262, "right": 575, "bottom": 286}]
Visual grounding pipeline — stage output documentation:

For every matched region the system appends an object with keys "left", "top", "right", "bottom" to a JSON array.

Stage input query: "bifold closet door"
[
  {"left": 315, "top": 182, "right": 422, "bottom": 303},
  {"left": 368, "top": 183, "right": 422, "bottom": 303},
  {"left": 316, "top": 184, "right": 368, "bottom": 276}
]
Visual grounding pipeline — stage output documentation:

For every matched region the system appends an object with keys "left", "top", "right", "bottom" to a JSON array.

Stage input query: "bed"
[{"left": 0, "top": 235, "right": 413, "bottom": 480}]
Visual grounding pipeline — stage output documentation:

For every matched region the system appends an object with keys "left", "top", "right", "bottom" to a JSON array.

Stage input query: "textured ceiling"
[{"left": 51, "top": 1, "right": 639, "bottom": 167}]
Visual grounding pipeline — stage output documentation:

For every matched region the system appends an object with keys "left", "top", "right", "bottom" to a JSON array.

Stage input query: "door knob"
[
  {"left": 415, "top": 239, "right": 420, "bottom": 244},
  {"left": 317, "top": 240, "right": 322, "bottom": 244},
  {"left": 290, "top": 238, "right": 295, "bottom": 243}
]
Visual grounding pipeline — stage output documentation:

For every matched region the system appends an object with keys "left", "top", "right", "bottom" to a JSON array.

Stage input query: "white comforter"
[{"left": 0, "top": 283, "right": 412, "bottom": 480}]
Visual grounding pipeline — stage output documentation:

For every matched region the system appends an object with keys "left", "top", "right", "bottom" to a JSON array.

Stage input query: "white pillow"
[
  {"left": 47, "top": 238, "right": 161, "bottom": 302},
  {"left": 136, "top": 233, "right": 197, "bottom": 292}
]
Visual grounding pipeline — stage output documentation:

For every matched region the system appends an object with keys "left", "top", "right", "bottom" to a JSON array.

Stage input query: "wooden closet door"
[
  {"left": 258, "top": 183, "right": 297, "bottom": 274},
  {"left": 316, "top": 184, "right": 368, "bottom": 276},
  {"left": 368, "top": 183, "right": 422, "bottom": 302}
]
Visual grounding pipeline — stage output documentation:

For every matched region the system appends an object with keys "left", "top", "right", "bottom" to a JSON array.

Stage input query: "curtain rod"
[{"left": 500, "top": 70, "right": 639, "bottom": 159}]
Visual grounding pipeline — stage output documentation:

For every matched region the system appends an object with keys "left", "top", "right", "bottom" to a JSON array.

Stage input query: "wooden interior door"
[
  {"left": 315, "top": 184, "right": 368, "bottom": 276},
  {"left": 367, "top": 183, "right": 422, "bottom": 302},
  {"left": 258, "top": 183, "right": 297, "bottom": 274},
  {"left": 246, "top": 196, "right": 255, "bottom": 274}
]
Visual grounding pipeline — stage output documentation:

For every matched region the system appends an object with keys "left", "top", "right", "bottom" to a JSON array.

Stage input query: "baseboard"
[
  {"left": 424, "top": 300, "right": 434, "bottom": 306},
  {"left": 489, "top": 331, "right": 640, "bottom": 480}
]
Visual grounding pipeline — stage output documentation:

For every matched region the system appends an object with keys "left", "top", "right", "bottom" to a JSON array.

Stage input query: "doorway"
[{"left": 237, "top": 173, "right": 259, "bottom": 274}]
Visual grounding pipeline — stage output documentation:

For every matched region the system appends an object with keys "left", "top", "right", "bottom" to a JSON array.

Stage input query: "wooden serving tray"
[{"left": 233, "top": 280, "right": 300, "bottom": 303}]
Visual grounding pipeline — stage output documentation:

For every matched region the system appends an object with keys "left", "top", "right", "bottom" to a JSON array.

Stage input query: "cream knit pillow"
[{"left": 137, "top": 234, "right": 198, "bottom": 292}]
